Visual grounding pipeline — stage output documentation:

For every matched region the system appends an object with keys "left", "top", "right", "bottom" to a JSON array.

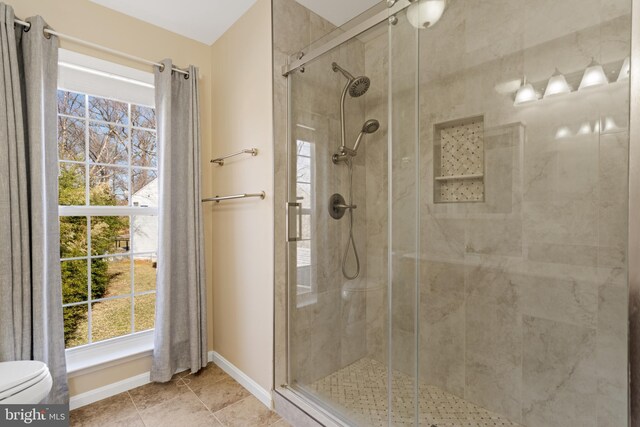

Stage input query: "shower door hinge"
[{"left": 286, "top": 202, "right": 302, "bottom": 242}]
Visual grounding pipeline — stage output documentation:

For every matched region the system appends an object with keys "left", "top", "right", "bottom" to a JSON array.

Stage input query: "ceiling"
[
  {"left": 90, "top": 0, "right": 380, "bottom": 45},
  {"left": 89, "top": 0, "right": 258, "bottom": 45}
]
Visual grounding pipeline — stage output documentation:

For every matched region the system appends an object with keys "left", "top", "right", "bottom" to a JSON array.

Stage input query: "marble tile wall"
[
  {"left": 275, "top": 0, "right": 632, "bottom": 426},
  {"left": 401, "top": 0, "right": 628, "bottom": 425}
]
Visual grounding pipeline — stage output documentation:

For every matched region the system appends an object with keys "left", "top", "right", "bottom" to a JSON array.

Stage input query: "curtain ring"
[
  {"left": 159, "top": 63, "right": 165, "bottom": 72},
  {"left": 184, "top": 73, "right": 190, "bottom": 80},
  {"left": 22, "top": 21, "right": 31, "bottom": 32},
  {"left": 43, "top": 26, "right": 52, "bottom": 39}
]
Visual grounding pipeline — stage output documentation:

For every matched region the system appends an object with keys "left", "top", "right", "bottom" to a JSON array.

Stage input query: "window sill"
[{"left": 66, "top": 330, "right": 154, "bottom": 377}]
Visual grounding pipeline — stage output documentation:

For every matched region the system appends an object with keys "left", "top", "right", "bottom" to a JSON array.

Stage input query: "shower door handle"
[{"left": 286, "top": 202, "right": 302, "bottom": 242}]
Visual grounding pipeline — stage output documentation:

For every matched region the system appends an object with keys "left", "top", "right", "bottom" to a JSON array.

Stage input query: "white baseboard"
[
  {"left": 69, "top": 351, "right": 272, "bottom": 411},
  {"left": 208, "top": 351, "right": 273, "bottom": 409},
  {"left": 69, "top": 372, "right": 150, "bottom": 410}
]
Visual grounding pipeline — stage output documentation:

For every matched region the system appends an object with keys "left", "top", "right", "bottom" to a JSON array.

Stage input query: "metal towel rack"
[
  {"left": 201, "top": 192, "right": 266, "bottom": 204},
  {"left": 211, "top": 148, "right": 258, "bottom": 166}
]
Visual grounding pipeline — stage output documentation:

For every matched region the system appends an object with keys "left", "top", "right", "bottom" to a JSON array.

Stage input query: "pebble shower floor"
[{"left": 308, "top": 358, "right": 521, "bottom": 427}]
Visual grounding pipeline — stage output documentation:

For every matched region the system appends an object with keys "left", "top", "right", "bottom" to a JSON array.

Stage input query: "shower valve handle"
[{"left": 334, "top": 203, "right": 357, "bottom": 210}]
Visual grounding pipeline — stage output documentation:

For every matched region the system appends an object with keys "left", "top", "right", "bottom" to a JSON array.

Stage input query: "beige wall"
[
  {"left": 209, "top": 0, "right": 274, "bottom": 392},
  {"left": 10, "top": 0, "right": 214, "bottom": 397},
  {"left": 11, "top": 0, "right": 274, "bottom": 401}
]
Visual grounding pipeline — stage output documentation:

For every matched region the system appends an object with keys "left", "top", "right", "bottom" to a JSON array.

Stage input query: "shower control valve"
[{"left": 329, "top": 193, "right": 356, "bottom": 220}]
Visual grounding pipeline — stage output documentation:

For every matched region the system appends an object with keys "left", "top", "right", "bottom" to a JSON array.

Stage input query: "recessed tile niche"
[{"left": 434, "top": 116, "right": 485, "bottom": 203}]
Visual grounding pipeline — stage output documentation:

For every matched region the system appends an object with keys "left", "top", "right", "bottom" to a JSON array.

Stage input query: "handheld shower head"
[
  {"left": 362, "top": 119, "right": 380, "bottom": 134},
  {"left": 352, "top": 119, "right": 380, "bottom": 153},
  {"left": 332, "top": 62, "right": 371, "bottom": 97}
]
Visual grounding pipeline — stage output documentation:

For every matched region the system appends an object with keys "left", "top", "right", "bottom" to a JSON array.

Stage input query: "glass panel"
[
  {"left": 60, "top": 216, "right": 88, "bottom": 258},
  {"left": 134, "top": 293, "right": 155, "bottom": 332},
  {"left": 134, "top": 254, "right": 157, "bottom": 293},
  {"left": 132, "top": 169, "right": 158, "bottom": 207},
  {"left": 57, "top": 94, "right": 158, "bottom": 348},
  {"left": 89, "top": 122, "right": 128, "bottom": 165},
  {"left": 91, "top": 216, "right": 130, "bottom": 255},
  {"left": 88, "top": 96, "right": 128, "bottom": 125},
  {"left": 58, "top": 163, "right": 86, "bottom": 206},
  {"left": 91, "top": 256, "right": 131, "bottom": 300},
  {"left": 57, "top": 90, "right": 85, "bottom": 118},
  {"left": 298, "top": 183, "right": 311, "bottom": 209},
  {"left": 285, "top": 15, "right": 392, "bottom": 426},
  {"left": 415, "top": 1, "right": 631, "bottom": 426},
  {"left": 58, "top": 116, "right": 85, "bottom": 161},
  {"left": 132, "top": 216, "right": 158, "bottom": 254},
  {"left": 296, "top": 240, "right": 312, "bottom": 295},
  {"left": 296, "top": 152, "right": 311, "bottom": 182},
  {"left": 63, "top": 304, "right": 88, "bottom": 348},
  {"left": 61, "top": 259, "right": 88, "bottom": 304},
  {"left": 132, "top": 129, "right": 157, "bottom": 167},
  {"left": 91, "top": 297, "right": 131, "bottom": 343},
  {"left": 88, "top": 165, "right": 128, "bottom": 206},
  {"left": 389, "top": 8, "right": 419, "bottom": 426},
  {"left": 131, "top": 104, "right": 156, "bottom": 129}
]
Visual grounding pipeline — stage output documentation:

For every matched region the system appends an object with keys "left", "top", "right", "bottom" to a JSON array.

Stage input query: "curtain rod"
[{"left": 14, "top": 18, "right": 189, "bottom": 76}]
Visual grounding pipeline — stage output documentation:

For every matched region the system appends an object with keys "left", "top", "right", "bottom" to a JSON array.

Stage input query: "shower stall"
[{"left": 273, "top": 0, "right": 635, "bottom": 425}]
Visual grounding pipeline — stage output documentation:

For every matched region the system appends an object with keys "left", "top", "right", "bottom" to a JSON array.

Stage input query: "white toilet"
[{"left": 0, "top": 361, "right": 52, "bottom": 404}]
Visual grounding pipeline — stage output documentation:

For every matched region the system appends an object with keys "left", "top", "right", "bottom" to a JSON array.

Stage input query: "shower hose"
[{"left": 342, "top": 159, "right": 360, "bottom": 280}]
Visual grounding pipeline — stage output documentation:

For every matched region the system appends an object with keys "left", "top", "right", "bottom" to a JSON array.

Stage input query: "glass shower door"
[
  {"left": 285, "top": 27, "right": 375, "bottom": 425},
  {"left": 284, "top": 2, "right": 422, "bottom": 425},
  {"left": 281, "top": 0, "right": 632, "bottom": 425}
]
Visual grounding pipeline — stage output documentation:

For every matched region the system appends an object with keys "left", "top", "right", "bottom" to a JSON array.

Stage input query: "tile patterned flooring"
[
  {"left": 70, "top": 363, "right": 290, "bottom": 427},
  {"left": 308, "top": 358, "right": 522, "bottom": 427}
]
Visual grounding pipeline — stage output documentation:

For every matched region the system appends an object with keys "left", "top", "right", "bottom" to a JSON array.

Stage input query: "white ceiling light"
[
  {"left": 555, "top": 126, "right": 573, "bottom": 140},
  {"left": 407, "top": 0, "right": 447, "bottom": 29},
  {"left": 514, "top": 77, "right": 538, "bottom": 105},
  {"left": 543, "top": 68, "right": 572, "bottom": 98},
  {"left": 579, "top": 58, "right": 608, "bottom": 90},
  {"left": 577, "top": 122, "right": 592, "bottom": 135},
  {"left": 617, "top": 56, "right": 630, "bottom": 82},
  {"left": 602, "top": 117, "right": 620, "bottom": 134}
]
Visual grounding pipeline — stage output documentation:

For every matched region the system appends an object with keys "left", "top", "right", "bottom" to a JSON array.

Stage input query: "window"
[
  {"left": 57, "top": 51, "right": 158, "bottom": 350},
  {"left": 296, "top": 140, "right": 316, "bottom": 304}
]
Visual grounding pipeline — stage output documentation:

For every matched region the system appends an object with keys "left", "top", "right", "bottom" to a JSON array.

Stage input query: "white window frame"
[{"left": 58, "top": 50, "right": 158, "bottom": 372}]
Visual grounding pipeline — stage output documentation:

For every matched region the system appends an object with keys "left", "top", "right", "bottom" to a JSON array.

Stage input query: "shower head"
[
  {"left": 332, "top": 62, "right": 371, "bottom": 97},
  {"left": 349, "top": 76, "right": 371, "bottom": 98},
  {"left": 352, "top": 119, "right": 380, "bottom": 153},
  {"left": 362, "top": 119, "right": 380, "bottom": 134}
]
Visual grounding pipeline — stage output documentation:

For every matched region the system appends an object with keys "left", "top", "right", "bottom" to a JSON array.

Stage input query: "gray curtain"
[
  {"left": 0, "top": 4, "right": 68, "bottom": 404},
  {"left": 151, "top": 59, "right": 207, "bottom": 382}
]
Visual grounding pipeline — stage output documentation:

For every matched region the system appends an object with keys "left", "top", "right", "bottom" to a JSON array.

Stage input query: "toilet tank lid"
[{"left": 0, "top": 361, "right": 48, "bottom": 392}]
